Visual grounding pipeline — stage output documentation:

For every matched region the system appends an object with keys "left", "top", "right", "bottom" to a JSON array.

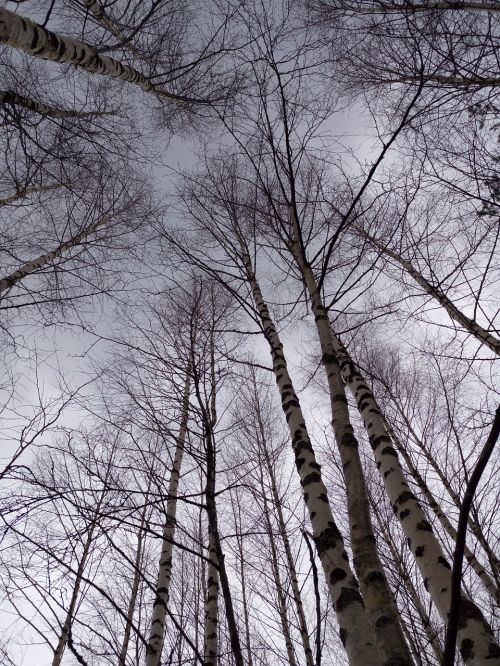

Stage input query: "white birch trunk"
[
  {"left": 289, "top": 211, "right": 414, "bottom": 666},
  {"left": 0, "top": 184, "right": 63, "bottom": 207},
  {"left": 83, "top": 0, "right": 128, "bottom": 42},
  {"left": 258, "top": 458, "right": 298, "bottom": 666},
  {"left": 385, "top": 420, "right": 500, "bottom": 603},
  {"left": 0, "top": 8, "right": 202, "bottom": 105},
  {"left": 358, "top": 227, "right": 500, "bottom": 356},
  {"left": 52, "top": 521, "right": 97, "bottom": 666},
  {"left": 330, "top": 334, "right": 500, "bottom": 665},
  {"left": 370, "top": 499, "right": 444, "bottom": 664},
  {"left": 379, "top": 377, "right": 500, "bottom": 579},
  {"left": 146, "top": 368, "right": 191, "bottom": 666},
  {"left": 0, "top": 212, "right": 113, "bottom": 295},
  {"left": 240, "top": 246, "right": 380, "bottom": 666},
  {"left": 339, "top": 1, "right": 500, "bottom": 13}
]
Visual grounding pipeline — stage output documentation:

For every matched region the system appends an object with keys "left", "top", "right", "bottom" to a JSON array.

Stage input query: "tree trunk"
[
  {"left": 0, "top": 8, "right": 207, "bottom": 105},
  {"left": 357, "top": 226, "right": 500, "bottom": 356},
  {"left": 251, "top": 384, "right": 314, "bottom": 666},
  {"left": 374, "top": 373, "right": 500, "bottom": 583},
  {"left": 0, "top": 90, "right": 114, "bottom": 119},
  {"left": 118, "top": 498, "right": 149, "bottom": 666},
  {"left": 204, "top": 531, "right": 219, "bottom": 666},
  {"left": 146, "top": 366, "right": 191, "bottom": 666},
  {"left": 258, "top": 462, "right": 298, "bottom": 666},
  {"left": 370, "top": 498, "right": 444, "bottom": 665},
  {"left": 239, "top": 243, "right": 380, "bottom": 666},
  {"left": 385, "top": 419, "right": 500, "bottom": 603},
  {"left": 199, "top": 327, "right": 245, "bottom": 666},
  {"left": 330, "top": 334, "right": 500, "bottom": 665},
  {"left": 290, "top": 209, "right": 414, "bottom": 666},
  {"left": 0, "top": 212, "right": 115, "bottom": 295}
]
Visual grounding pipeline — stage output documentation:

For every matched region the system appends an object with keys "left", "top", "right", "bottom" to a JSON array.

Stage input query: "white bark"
[
  {"left": 357, "top": 227, "right": 500, "bottom": 356},
  {"left": 289, "top": 210, "right": 414, "bottom": 666},
  {"left": 83, "top": 0, "right": 128, "bottom": 42},
  {"left": 146, "top": 368, "right": 191, "bottom": 666},
  {"left": 0, "top": 184, "right": 63, "bottom": 208},
  {"left": 330, "top": 334, "right": 500, "bottom": 665},
  {"left": 385, "top": 420, "right": 500, "bottom": 603},
  {"left": 0, "top": 8, "right": 204, "bottom": 105},
  {"left": 258, "top": 456, "right": 298, "bottom": 666},
  {"left": 118, "top": 501, "right": 148, "bottom": 666},
  {"left": 52, "top": 521, "right": 97, "bottom": 666},
  {"left": 240, "top": 243, "right": 380, "bottom": 666},
  {"left": 255, "top": 411, "right": 314, "bottom": 666},
  {"left": 370, "top": 499, "right": 444, "bottom": 664},
  {"left": 0, "top": 212, "right": 113, "bottom": 295}
]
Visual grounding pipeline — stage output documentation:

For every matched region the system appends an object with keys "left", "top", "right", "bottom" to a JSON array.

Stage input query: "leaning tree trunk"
[
  {"left": 199, "top": 328, "right": 245, "bottom": 666},
  {"left": 0, "top": 211, "right": 116, "bottom": 295},
  {"left": 330, "top": 333, "right": 500, "bottom": 665},
  {"left": 146, "top": 367, "right": 191, "bottom": 666},
  {"left": 0, "top": 8, "right": 206, "bottom": 105},
  {"left": 0, "top": 90, "right": 115, "bottom": 119},
  {"left": 0, "top": 183, "right": 63, "bottom": 208},
  {"left": 289, "top": 210, "right": 414, "bottom": 666},
  {"left": 52, "top": 480, "right": 110, "bottom": 666},
  {"left": 52, "top": 520, "right": 97, "bottom": 666},
  {"left": 375, "top": 373, "right": 500, "bottom": 584},
  {"left": 384, "top": 419, "right": 500, "bottom": 603},
  {"left": 232, "top": 498, "right": 254, "bottom": 666},
  {"left": 357, "top": 226, "right": 500, "bottom": 356},
  {"left": 239, "top": 243, "right": 380, "bottom": 666}
]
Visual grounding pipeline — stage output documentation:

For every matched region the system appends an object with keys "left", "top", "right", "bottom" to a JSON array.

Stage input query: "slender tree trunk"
[
  {"left": 199, "top": 327, "right": 244, "bottom": 666},
  {"left": 371, "top": 498, "right": 444, "bottom": 665},
  {"left": 252, "top": 386, "right": 314, "bottom": 666},
  {"left": 357, "top": 227, "right": 500, "bottom": 356},
  {"left": 0, "top": 184, "right": 63, "bottom": 207},
  {"left": 83, "top": 0, "right": 128, "bottom": 42},
  {"left": 52, "top": 476, "right": 111, "bottom": 666},
  {"left": 204, "top": 531, "right": 219, "bottom": 666},
  {"left": 118, "top": 498, "right": 149, "bottom": 666},
  {"left": 52, "top": 520, "right": 97, "bottom": 666},
  {"left": 0, "top": 212, "right": 115, "bottom": 295},
  {"left": 289, "top": 210, "right": 414, "bottom": 666},
  {"left": 239, "top": 242, "right": 380, "bottom": 666},
  {"left": 258, "top": 465, "right": 298, "bottom": 666},
  {"left": 329, "top": 334, "right": 500, "bottom": 665},
  {"left": 0, "top": 90, "right": 114, "bottom": 118},
  {"left": 146, "top": 367, "right": 191, "bottom": 666},
  {"left": 233, "top": 500, "right": 254, "bottom": 666},
  {"left": 375, "top": 374, "right": 500, "bottom": 582},
  {"left": 385, "top": 420, "right": 500, "bottom": 603}
]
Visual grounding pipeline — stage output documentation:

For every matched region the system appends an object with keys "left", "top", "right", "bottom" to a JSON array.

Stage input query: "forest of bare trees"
[{"left": 0, "top": 1, "right": 499, "bottom": 665}]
